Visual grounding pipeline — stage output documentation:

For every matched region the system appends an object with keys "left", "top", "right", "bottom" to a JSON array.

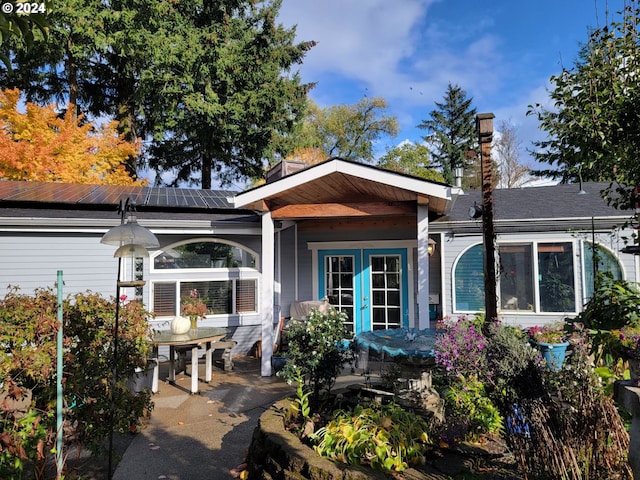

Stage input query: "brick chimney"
[{"left": 265, "top": 160, "right": 307, "bottom": 183}]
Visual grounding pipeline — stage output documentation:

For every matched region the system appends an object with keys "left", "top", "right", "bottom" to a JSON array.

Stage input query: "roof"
[
  {"left": 234, "top": 157, "right": 460, "bottom": 217},
  {"left": 0, "top": 180, "right": 242, "bottom": 212},
  {"left": 432, "top": 182, "right": 630, "bottom": 232}
]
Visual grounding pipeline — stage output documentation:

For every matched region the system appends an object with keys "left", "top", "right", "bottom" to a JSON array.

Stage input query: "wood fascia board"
[
  {"left": 271, "top": 202, "right": 415, "bottom": 219},
  {"left": 336, "top": 161, "right": 453, "bottom": 199},
  {"left": 233, "top": 158, "right": 454, "bottom": 208}
]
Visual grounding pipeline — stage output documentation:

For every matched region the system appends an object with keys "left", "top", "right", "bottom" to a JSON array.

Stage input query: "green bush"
[
  {"left": 568, "top": 272, "right": 640, "bottom": 369},
  {"left": 442, "top": 374, "right": 503, "bottom": 443},
  {"left": 313, "top": 402, "right": 430, "bottom": 472},
  {"left": 277, "top": 306, "right": 354, "bottom": 412},
  {"left": 0, "top": 287, "right": 154, "bottom": 478},
  {"left": 571, "top": 272, "right": 640, "bottom": 332}
]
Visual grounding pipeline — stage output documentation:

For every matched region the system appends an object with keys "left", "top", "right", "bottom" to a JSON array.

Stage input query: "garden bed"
[{"left": 246, "top": 396, "right": 522, "bottom": 479}]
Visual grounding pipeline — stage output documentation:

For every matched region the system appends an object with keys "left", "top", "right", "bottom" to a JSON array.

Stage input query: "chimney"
[
  {"left": 454, "top": 167, "right": 464, "bottom": 188},
  {"left": 265, "top": 160, "right": 307, "bottom": 183}
]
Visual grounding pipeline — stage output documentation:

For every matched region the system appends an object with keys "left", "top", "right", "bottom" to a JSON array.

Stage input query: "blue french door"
[
  {"left": 319, "top": 248, "right": 408, "bottom": 334},
  {"left": 363, "top": 249, "right": 409, "bottom": 331}
]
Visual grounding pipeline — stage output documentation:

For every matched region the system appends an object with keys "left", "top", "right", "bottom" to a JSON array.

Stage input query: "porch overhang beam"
[{"left": 271, "top": 201, "right": 415, "bottom": 219}]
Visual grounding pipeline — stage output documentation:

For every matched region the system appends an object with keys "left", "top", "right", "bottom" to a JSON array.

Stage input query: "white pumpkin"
[{"left": 170, "top": 316, "right": 190, "bottom": 335}]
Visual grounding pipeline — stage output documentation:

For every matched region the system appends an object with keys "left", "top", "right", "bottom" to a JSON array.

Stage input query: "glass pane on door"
[
  {"left": 370, "top": 255, "right": 402, "bottom": 330},
  {"left": 324, "top": 255, "right": 355, "bottom": 334}
]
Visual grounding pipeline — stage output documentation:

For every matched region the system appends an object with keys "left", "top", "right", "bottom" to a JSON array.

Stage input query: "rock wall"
[{"left": 246, "top": 399, "right": 391, "bottom": 480}]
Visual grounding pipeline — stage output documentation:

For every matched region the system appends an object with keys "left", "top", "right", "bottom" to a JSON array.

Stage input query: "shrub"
[
  {"left": 278, "top": 306, "right": 354, "bottom": 412},
  {"left": 313, "top": 402, "right": 430, "bottom": 472},
  {"left": 572, "top": 272, "right": 640, "bottom": 332},
  {"left": 482, "top": 322, "right": 544, "bottom": 408},
  {"left": 441, "top": 374, "right": 503, "bottom": 443},
  {"left": 434, "top": 315, "right": 488, "bottom": 379},
  {"left": 0, "top": 287, "right": 154, "bottom": 478},
  {"left": 568, "top": 272, "right": 640, "bottom": 372}
]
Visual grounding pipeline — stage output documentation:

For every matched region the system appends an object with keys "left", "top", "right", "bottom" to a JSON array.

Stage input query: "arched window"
[
  {"left": 583, "top": 242, "right": 623, "bottom": 300},
  {"left": 150, "top": 240, "right": 259, "bottom": 318},
  {"left": 453, "top": 244, "right": 485, "bottom": 312},
  {"left": 153, "top": 240, "right": 256, "bottom": 270},
  {"left": 453, "top": 240, "right": 624, "bottom": 315}
]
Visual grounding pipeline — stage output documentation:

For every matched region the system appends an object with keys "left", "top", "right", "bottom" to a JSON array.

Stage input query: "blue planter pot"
[{"left": 533, "top": 341, "right": 570, "bottom": 371}]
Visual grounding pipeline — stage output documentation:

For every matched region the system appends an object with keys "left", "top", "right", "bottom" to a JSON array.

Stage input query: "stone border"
[{"left": 246, "top": 398, "right": 399, "bottom": 479}]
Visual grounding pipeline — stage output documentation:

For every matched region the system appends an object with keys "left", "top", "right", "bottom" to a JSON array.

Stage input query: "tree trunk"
[
  {"left": 115, "top": 58, "right": 138, "bottom": 180},
  {"left": 202, "top": 155, "right": 212, "bottom": 189},
  {"left": 65, "top": 37, "right": 78, "bottom": 122}
]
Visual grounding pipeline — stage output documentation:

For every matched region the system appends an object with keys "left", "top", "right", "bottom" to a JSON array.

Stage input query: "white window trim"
[
  {"left": 308, "top": 240, "right": 416, "bottom": 327},
  {"left": 148, "top": 238, "right": 261, "bottom": 323},
  {"left": 150, "top": 237, "right": 260, "bottom": 273},
  {"left": 452, "top": 238, "right": 623, "bottom": 316}
]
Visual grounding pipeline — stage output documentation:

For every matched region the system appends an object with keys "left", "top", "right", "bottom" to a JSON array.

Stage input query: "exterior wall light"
[{"left": 428, "top": 237, "right": 436, "bottom": 256}]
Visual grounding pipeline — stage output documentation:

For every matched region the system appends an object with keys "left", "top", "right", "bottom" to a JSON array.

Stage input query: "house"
[{"left": 0, "top": 158, "right": 637, "bottom": 376}]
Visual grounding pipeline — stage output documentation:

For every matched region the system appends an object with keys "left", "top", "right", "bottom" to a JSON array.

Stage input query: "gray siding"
[
  {"left": 0, "top": 233, "right": 119, "bottom": 299},
  {"left": 278, "top": 226, "right": 298, "bottom": 317}
]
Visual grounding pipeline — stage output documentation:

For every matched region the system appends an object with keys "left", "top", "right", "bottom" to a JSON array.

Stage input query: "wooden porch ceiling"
[{"left": 247, "top": 172, "right": 447, "bottom": 219}]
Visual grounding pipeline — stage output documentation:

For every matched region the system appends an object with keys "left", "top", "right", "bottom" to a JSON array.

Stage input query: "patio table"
[{"left": 150, "top": 327, "right": 227, "bottom": 394}]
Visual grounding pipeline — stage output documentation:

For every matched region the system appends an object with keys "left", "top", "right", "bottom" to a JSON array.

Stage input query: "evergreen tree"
[
  {"left": 148, "top": 0, "right": 315, "bottom": 188},
  {"left": 418, "top": 83, "right": 477, "bottom": 186},
  {"left": 1, "top": 0, "right": 315, "bottom": 187}
]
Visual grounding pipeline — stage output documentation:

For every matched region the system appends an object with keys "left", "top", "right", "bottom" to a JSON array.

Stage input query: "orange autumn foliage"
[{"left": 0, "top": 88, "right": 144, "bottom": 185}]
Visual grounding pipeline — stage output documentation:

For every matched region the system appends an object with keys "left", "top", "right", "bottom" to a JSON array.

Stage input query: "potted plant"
[
  {"left": 181, "top": 289, "right": 208, "bottom": 333},
  {"left": 527, "top": 322, "right": 570, "bottom": 371}
]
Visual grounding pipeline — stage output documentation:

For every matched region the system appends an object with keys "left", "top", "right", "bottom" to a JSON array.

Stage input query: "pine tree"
[
  {"left": 1, "top": 0, "right": 315, "bottom": 187},
  {"left": 148, "top": 0, "right": 315, "bottom": 188},
  {"left": 418, "top": 83, "right": 477, "bottom": 186}
]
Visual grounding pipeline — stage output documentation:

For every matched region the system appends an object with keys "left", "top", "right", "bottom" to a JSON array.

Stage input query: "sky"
[{"left": 277, "top": 0, "right": 626, "bottom": 169}]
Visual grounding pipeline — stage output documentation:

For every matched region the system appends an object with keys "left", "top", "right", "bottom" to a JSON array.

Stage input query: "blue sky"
[{"left": 278, "top": 0, "right": 624, "bottom": 169}]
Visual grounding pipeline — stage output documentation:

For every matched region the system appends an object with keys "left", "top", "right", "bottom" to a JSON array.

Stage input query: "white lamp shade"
[
  {"left": 101, "top": 216, "right": 160, "bottom": 249},
  {"left": 113, "top": 244, "right": 150, "bottom": 259}
]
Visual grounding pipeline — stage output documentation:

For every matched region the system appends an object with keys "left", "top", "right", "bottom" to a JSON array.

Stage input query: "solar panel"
[
  {"left": 0, "top": 180, "right": 238, "bottom": 210},
  {"left": 79, "top": 185, "right": 146, "bottom": 205},
  {"left": 5, "top": 182, "right": 98, "bottom": 203},
  {"left": 0, "top": 180, "right": 41, "bottom": 199},
  {"left": 199, "top": 189, "right": 234, "bottom": 208}
]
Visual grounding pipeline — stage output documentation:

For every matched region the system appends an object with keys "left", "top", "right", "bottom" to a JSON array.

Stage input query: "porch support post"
[
  {"left": 417, "top": 205, "right": 430, "bottom": 329},
  {"left": 261, "top": 211, "right": 275, "bottom": 376}
]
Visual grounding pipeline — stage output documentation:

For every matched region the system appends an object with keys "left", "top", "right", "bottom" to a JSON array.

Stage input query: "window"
[
  {"left": 454, "top": 244, "right": 485, "bottom": 312},
  {"left": 150, "top": 239, "right": 259, "bottom": 317},
  {"left": 583, "top": 242, "right": 623, "bottom": 300},
  {"left": 324, "top": 255, "right": 355, "bottom": 333},
  {"left": 454, "top": 240, "right": 620, "bottom": 314},
  {"left": 153, "top": 241, "right": 256, "bottom": 269},
  {"left": 538, "top": 242, "right": 575, "bottom": 312},
  {"left": 499, "top": 244, "right": 534, "bottom": 311},
  {"left": 152, "top": 279, "right": 258, "bottom": 316}
]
